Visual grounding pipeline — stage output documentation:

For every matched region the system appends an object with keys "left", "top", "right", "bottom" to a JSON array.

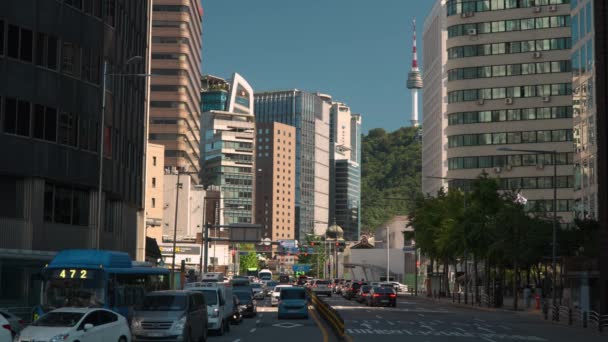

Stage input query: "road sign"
[{"left": 292, "top": 264, "right": 312, "bottom": 272}]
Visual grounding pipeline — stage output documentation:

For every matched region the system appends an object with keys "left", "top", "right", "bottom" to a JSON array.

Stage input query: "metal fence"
[{"left": 542, "top": 303, "right": 608, "bottom": 332}]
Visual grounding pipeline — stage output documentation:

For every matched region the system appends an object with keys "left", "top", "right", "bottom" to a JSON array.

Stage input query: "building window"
[
  {"left": 35, "top": 32, "right": 59, "bottom": 70},
  {"left": 58, "top": 111, "right": 78, "bottom": 147},
  {"left": 61, "top": 42, "right": 81, "bottom": 77},
  {"left": 151, "top": 198, "right": 156, "bottom": 208},
  {"left": 153, "top": 156, "right": 157, "bottom": 166},
  {"left": 0, "top": 20, "right": 4, "bottom": 56},
  {"left": 44, "top": 183, "right": 89, "bottom": 226},
  {"left": 152, "top": 177, "right": 157, "bottom": 188},
  {"left": 3, "top": 98, "right": 31, "bottom": 137},
  {"left": 33, "top": 104, "right": 57, "bottom": 142}
]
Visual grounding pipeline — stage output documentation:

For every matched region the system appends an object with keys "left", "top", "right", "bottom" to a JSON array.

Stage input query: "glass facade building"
[
  {"left": 332, "top": 160, "right": 361, "bottom": 241},
  {"left": 254, "top": 91, "right": 324, "bottom": 239},
  {"left": 571, "top": 0, "right": 597, "bottom": 219}
]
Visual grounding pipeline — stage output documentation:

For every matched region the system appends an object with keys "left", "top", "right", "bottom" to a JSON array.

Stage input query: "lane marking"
[
  {"left": 418, "top": 313, "right": 425, "bottom": 317},
  {"left": 477, "top": 326, "right": 495, "bottom": 334},
  {"left": 499, "top": 325, "right": 512, "bottom": 331},
  {"left": 387, "top": 321, "right": 395, "bottom": 326},
  {"left": 481, "top": 337, "right": 497, "bottom": 342},
  {"left": 256, "top": 319, "right": 261, "bottom": 324},
  {"left": 375, "top": 315, "right": 382, "bottom": 319},
  {"left": 309, "top": 307, "right": 329, "bottom": 342},
  {"left": 233, "top": 340, "right": 241, "bottom": 342},
  {"left": 250, "top": 328, "right": 256, "bottom": 333}
]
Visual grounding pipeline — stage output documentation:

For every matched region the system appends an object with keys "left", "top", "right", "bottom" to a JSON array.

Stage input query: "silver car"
[
  {"left": 131, "top": 291, "right": 208, "bottom": 342},
  {"left": 311, "top": 280, "right": 332, "bottom": 296},
  {"left": 0, "top": 309, "right": 24, "bottom": 336}
]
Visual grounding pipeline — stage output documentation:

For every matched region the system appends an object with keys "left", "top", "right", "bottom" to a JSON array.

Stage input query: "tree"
[{"left": 239, "top": 251, "right": 258, "bottom": 275}]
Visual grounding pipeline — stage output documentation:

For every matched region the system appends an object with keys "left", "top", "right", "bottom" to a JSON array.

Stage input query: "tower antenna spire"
[{"left": 407, "top": 18, "right": 423, "bottom": 127}]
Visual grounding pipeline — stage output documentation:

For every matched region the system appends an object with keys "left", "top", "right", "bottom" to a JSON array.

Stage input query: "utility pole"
[
  {"left": 170, "top": 172, "right": 182, "bottom": 289},
  {"left": 386, "top": 226, "right": 390, "bottom": 282}
]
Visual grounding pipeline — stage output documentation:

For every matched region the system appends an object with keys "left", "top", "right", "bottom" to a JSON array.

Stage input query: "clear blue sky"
[{"left": 201, "top": 0, "right": 435, "bottom": 133}]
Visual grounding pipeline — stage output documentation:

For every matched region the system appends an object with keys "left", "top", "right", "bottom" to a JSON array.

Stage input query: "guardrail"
[
  {"left": 542, "top": 303, "right": 608, "bottom": 333},
  {"left": 307, "top": 290, "right": 346, "bottom": 340}
]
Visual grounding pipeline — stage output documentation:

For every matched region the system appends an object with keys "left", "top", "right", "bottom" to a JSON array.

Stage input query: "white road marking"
[
  {"left": 250, "top": 328, "right": 256, "bottom": 333},
  {"left": 418, "top": 313, "right": 425, "bottom": 317},
  {"left": 477, "top": 326, "right": 495, "bottom": 334},
  {"left": 456, "top": 328, "right": 467, "bottom": 333},
  {"left": 256, "top": 319, "right": 261, "bottom": 324},
  {"left": 481, "top": 337, "right": 497, "bottom": 342},
  {"left": 233, "top": 339, "right": 241, "bottom": 342},
  {"left": 499, "top": 325, "right": 512, "bottom": 331},
  {"left": 376, "top": 315, "right": 382, "bottom": 319},
  {"left": 387, "top": 321, "right": 395, "bottom": 326},
  {"left": 474, "top": 318, "right": 486, "bottom": 322}
]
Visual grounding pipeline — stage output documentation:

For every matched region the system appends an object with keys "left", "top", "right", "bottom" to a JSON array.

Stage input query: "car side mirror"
[{"left": 84, "top": 323, "right": 94, "bottom": 331}]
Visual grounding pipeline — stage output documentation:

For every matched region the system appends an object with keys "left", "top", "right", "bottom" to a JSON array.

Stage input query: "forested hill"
[{"left": 361, "top": 127, "right": 422, "bottom": 232}]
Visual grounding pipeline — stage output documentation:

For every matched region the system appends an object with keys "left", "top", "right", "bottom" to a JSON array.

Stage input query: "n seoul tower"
[{"left": 406, "top": 18, "right": 423, "bottom": 127}]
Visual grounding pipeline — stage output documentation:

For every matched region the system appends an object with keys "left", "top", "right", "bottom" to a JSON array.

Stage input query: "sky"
[{"left": 201, "top": 0, "right": 436, "bottom": 133}]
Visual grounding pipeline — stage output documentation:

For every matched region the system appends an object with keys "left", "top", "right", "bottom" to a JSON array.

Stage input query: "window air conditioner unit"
[
  {"left": 477, "top": 99, "right": 485, "bottom": 105},
  {"left": 533, "top": 51, "right": 542, "bottom": 59},
  {"left": 494, "top": 167, "right": 502, "bottom": 174},
  {"left": 549, "top": 5, "right": 557, "bottom": 12},
  {"left": 542, "top": 96, "right": 551, "bottom": 103},
  {"left": 534, "top": 7, "right": 542, "bottom": 13},
  {"left": 467, "top": 28, "right": 477, "bottom": 36},
  {"left": 505, "top": 98, "right": 514, "bottom": 105}
]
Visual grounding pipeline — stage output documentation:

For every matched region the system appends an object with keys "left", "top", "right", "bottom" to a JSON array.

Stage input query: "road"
[
  {"left": 323, "top": 294, "right": 605, "bottom": 342},
  {"left": 210, "top": 296, "right": 329, "bottom": 342}
]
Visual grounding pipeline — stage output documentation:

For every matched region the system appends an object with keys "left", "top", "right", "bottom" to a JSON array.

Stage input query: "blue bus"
[{"left": 34, "top": 249, "right": 169, "bottom": 320}]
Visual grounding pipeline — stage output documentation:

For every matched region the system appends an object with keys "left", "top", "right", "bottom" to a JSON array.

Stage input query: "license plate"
[
  {"left": 288, "top": 309, "right": 300, "bottom": 313},
  {"left": 381, "top": 300, "right": 389, "bottom": 303},
  {"left": 147, "top": 332, "right": 165, "bottom": 337}
]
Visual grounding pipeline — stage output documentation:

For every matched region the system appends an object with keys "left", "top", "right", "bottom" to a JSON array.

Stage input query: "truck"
[{"left": 186, "top": 282, "right": 234, "bottom": 336}]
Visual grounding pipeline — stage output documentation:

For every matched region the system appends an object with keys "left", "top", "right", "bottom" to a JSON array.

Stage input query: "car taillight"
[
  {"left": 362, "top": 293, "right": 368, "bottom": 296},
  {"left": 372, "top": 294, "right": 381, "bottom": 298},
  {"left": 2, "top": 324, "right": 11, "bottom": 332},
  {"left": 19, "top": 319, "right": 24, "bottom": 326},
  {"left": 389, "top": 294, "right": 397, "bottom": 298}
]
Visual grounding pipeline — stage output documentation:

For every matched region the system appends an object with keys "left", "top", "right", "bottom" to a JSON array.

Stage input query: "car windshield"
[
  {"left": 34, "top": 312, "right": 84, "bottom": 327},
  {"left": 201, "top": 291, "right": 218, "bottom": 306},
  {"left": 281, "top": 289, "right": 306, "bottom": 300},
  {"left": 275, "top": 286, "right": 291, "bottom": 292},
  {"left": 361, "top": 286, "right": 372, "bottom": 293},
  {"left": 352, "top": 283, "right": 362, "bottom": 289},
  {"left": 315, "top": 280, "right": 329, "bottom": 285},
  {"left": 141, "top": 295, "right": 187, "bottom": 311},
  {"left": 234, "top": 291, "right": 252, "bottom": 303},
  {"left": 266, "top": 281, "right": 278, "bottom": 287},
  {"left": 251, "top": 284, "right": 261, "bottom": 289}
]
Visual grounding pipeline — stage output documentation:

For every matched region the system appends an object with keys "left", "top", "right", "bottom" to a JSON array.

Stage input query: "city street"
[
  {"left": 324, "top": 294, "right": 606, "bottom": 342},
  {"left": 210, "top": 297, "right": 328, "bottom": 342}
]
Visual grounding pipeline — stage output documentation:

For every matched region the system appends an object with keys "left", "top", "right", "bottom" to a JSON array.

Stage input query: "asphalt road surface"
[
  {"left": 210, "top": 296, "right": 329, "bottom": 342},
  {"left": 323, "top": 294, "right": 606, "bottom": 342}
]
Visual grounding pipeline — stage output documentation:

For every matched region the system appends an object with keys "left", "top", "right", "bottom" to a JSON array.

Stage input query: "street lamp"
[
  {"left": 497, "top": 146, "right": 559, "bottom": 307},
  {"left": 96, "top": 56, "right": 155, "bottom": 249}
]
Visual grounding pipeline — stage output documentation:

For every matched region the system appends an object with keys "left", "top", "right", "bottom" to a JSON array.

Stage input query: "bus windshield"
[
  {"left": 42, "top": 269, "right": 105, "bottom": 309},
  {"left": 258, "top": 270, "right": 272, "bottom": 281}
]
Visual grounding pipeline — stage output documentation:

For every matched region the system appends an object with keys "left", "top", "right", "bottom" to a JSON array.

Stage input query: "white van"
[
  {"left": 187, "top": 283, "right": 233, "bottom": 336},
  {"left": 202, "top": 272, "right": 225, "bottom": 283}
]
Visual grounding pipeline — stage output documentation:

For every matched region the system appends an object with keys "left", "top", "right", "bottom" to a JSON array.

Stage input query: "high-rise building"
[
  {"left": 571, "top": 0, "right": 597, "bottom": 219},
  {"left": 149, "top": 0, "right": 203, "bottom": 178},
  {"left": 254, "top": 91, "right": 331, "bottom": 240},
  {"left": 201, "top": 73, "right": 255, "bottom": 225},
  {"left": 329, "top": 102, "right": 361, "bottom": 241},
  {"left": 422, "top": 0, "right": 448, "bottom": 195},
  {"left": 162, "top": 172, "right": 204, "bottom": 240},
  {"left": 315, "top": 94, "right": 332, "bottom": 236},
  {"left": 0, "top": 0, "right": 152, "bottom": 302},
  {"left": 255, "top": 122, "right": 297, "bottom": 241},
  {"left": 445, "top": 0, "right": 575, "bottom": 224}
]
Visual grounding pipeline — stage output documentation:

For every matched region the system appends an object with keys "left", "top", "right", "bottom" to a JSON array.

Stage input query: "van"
[
  {"left": 131, "top": 290, "right": 207, "bottom": 342},
  {"left": 187, "top": 283, "right": 233, "bottom": 336},
  {"left": 202, "top": 272, "right": 225, "bottom": 283}
]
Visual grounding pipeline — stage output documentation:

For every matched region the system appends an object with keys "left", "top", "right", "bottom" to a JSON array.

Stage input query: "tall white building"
[
  {"left": 422, "top": 0, "right": 448, "bottom": 195},
  {"left": 314, "top": 94, "right": 332, "bottom": 236},
  {"left": 162, "top": 172, "right": 205, "bottom": 241}
]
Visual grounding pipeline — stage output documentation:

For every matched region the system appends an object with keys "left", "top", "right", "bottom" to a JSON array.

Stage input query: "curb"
[{"left": 409, "top": 295, "right": 543, "bottom": 316}]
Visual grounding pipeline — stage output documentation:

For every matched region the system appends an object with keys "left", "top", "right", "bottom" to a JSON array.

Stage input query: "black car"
[
  {"left": 355, "top": 285, "right": 372, "bottom": 303},
  {"left": 231, "top": 295, "right": 243, "bottom": 324},
  {"left": 234, "top": 290, "right": 257, "bottom": 317},
  {"left": 367, "top": 286, "right": 397, "bottom": 307},
  {"left": 345, "top": 281, "right": 367, "bottom": 300}
]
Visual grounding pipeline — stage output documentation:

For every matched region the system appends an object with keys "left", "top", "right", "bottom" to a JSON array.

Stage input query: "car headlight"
[
  {"left": 50, "top": 334, "right": 70, "bottom": 342},
  {"left": 131, "top": 318, "right": 142, "bottom": 330},
  {"left": 172, "top": 316, "right": 187, "bottom": 331},
  {"left": 209, "top": 308, "right": 219, "bottom": 318}
]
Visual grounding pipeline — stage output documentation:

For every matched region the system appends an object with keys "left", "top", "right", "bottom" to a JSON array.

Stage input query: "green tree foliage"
[
  {"left": 361, "top": 127, "right": 421, "bottom": 232},
  {"left": 238, "top": 243, "right": 259, "bottom": 275}
]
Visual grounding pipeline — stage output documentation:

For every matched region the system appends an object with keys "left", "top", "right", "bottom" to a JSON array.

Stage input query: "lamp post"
[
  {"left": 497, "top": 147, "right": 559, "bottom": 307},
  {"left": 96, "top": 56, "right": 153, "bottom": 249}
]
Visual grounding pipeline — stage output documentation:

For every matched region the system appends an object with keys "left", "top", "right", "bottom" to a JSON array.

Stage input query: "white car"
[
  {"left": 15, "top": 307, "right": 131, "bottom": 342},
  {"left": 0, "top": 309, "right": 23, "bottom": 339},
  {"left": 0, "top": 314, "right": 12, "bottom": 342},
  {"left": 271, "top": 285, "right": 293, "bottom": 306}
]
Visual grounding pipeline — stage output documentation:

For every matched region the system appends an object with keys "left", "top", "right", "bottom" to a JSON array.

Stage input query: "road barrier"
[
  {"left": 541, "top": 303, "right": 608, "bottom": 333},
  {"left": 308, "top": 290, "right": 346, "bottom": 340}
]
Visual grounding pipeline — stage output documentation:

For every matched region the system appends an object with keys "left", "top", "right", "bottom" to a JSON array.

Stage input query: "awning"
[{"left": 146, "top": 237, "right": 162, "bottom": 260}]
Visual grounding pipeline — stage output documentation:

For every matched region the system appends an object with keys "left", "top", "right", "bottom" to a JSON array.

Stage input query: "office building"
[
  {"left": 422, "top": 0, "right": 449, "bottom": 195},
  {"left": 255, "top": 122, "right": 297, "bottom": 241},
  {"left": 145, "top": 143, "right": 165, "bottom": 248},
  {"left": 315, "top": 94, "right": 332, "bottom": 236},
  {"left": 445, "top": 0, "right": 575, "bottom": 224},
  {"left": 0, "top": 0, "right": 152, "bottom": 304},
  {"left": 149, "top": 0, "right": 203, "bottom": 178},
  {"left": 329, "top": 102, "right": 361, "bottom": 241},
  {"left": 162, "top": 171, "right": 205, "bottom": 241},
  {"left": 571, "top": 0, "right": 597, "bottom": 219},
  {"left": 201, "top": 73, "right": 255, "bottom": 225},
  {"left": 254, "top": 91, "right": 331, "bottom": 240}
]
